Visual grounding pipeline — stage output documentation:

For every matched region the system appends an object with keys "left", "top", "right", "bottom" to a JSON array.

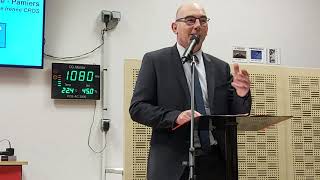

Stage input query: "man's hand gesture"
[{"left": 231, "top": 64, "right": 251, "bottom": 97}]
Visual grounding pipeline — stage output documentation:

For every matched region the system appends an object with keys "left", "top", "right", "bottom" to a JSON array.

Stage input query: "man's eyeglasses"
[{"left": 176, "top": 16, "right": 210, "bottom": 26}]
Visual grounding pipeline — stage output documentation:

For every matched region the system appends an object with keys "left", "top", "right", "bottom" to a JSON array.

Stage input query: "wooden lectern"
[{"left": 198, "top": 115, "right": 291, "bottom": 180}]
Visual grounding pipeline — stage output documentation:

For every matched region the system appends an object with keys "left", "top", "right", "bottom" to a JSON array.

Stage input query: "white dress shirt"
[{"left": 176, "top": 43, "right": 217, "bottom": 147}]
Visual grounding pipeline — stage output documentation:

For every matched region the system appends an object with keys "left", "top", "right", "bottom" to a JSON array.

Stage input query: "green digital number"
[
  {"left": 68, "top": 88, "right": 75, "bottom": 94},
  {"left": 82, "top": 88, "right": 87, "bottom": 94},
  {"left": 82, "top": 88, "right": 94, "bottom": 95},
  {"left": 70, "top": 71, "right": 77, "bottom": 81},
  {"left": 66, "top": 71, "right": 69, "bottom": 80},
  {"left": 66, "top": 70, "right": 77, "bottom": 81},
  {"left": 66, "top": 70, "right": 95, "bottom": 82},
  {"left": 89, "top": 88, "right": 94, "bottom": 94},
  {"left": 87, "top": 71, "right": 94, "bottom": 82},
  {"left": 61, "top": 87, "right": 66, "bottom": 93},
  {"left": 79, "top": 71, "right": 85, "bottom": 81},
  {"left": 61, "top": 87, "right": 75, "bottom": 94}
]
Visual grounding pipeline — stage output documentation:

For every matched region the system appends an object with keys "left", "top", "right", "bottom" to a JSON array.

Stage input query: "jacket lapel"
[
  {"left": 203, "top": 53, "right": 215, "bottom": 113},
  {"left": 171, "top": 45, "right": 191, "bottom": 106}
]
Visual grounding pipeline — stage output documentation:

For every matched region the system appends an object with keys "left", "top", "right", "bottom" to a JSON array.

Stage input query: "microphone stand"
[{"left": 182, "top": 54, "right": 198, "bottom": 180}]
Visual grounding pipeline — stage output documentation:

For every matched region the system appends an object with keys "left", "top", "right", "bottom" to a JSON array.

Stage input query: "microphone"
[{"left": 182, "top": 35, "right": 200, "bottom": 63}]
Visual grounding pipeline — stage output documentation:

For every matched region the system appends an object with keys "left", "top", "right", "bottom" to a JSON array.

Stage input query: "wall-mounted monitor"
[
  {"left": 0, "top": 0, "right": 45, "bottom": 68},
  {"left": 51, "top": 63, "right": 101, "bottom": 100}
]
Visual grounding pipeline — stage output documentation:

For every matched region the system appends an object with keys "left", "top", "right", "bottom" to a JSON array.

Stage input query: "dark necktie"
[{"left": 193, "top": 64, "right": 211, "bottom": 151}]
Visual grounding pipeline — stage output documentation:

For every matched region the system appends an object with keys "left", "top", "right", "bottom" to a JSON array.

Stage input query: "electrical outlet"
[{"left": 101, "top": 119, "right": 110, "bottom": 132}]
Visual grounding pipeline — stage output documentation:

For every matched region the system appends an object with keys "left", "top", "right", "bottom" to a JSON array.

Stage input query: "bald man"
[{"left": 130, "top": 2, "right": 251, "bottom": 180}]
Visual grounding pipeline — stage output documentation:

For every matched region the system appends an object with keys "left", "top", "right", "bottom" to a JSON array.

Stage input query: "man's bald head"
[{"left": 176, "top": 2, "right": 206, "bottom": 19}]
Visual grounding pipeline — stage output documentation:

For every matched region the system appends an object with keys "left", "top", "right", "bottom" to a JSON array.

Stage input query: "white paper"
[{"left": 267, "top": 48, "right": 281, "bottom": 65}]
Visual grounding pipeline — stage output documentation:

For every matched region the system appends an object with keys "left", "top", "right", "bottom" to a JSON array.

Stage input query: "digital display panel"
[
  {"left": 0, "top": 0, "right": 45, "bottom": 68},
  {"left": 51, "top": 63, "right": 100, "bottom": 100}
]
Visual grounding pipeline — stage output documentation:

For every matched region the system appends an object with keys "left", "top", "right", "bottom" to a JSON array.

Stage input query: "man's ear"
[{"left": 171, "top": 22, "right": 178, "bottom": 34}]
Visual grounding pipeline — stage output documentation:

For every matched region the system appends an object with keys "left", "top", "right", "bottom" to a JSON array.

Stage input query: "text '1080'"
[{"left": 66, "top": 70, "right": 95, "bottom": 82}]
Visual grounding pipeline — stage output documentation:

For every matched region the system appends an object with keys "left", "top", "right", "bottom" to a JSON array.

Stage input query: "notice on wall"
[
  {"left": 232, "top": 46, "right": 248, "bottom": 63},
  {"left": 267, "top": 48, "right": 281, "bottom": 65},
  {"left": 232, "top": 46, "right": 281, "bottom": 65},
  {"left": 249, "top": 47, "right": 265, "bottom": 64}
]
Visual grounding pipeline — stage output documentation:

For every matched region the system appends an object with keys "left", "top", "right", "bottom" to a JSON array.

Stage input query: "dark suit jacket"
[{"left": 129, "top": 45, "right": 251, "bottom": 180}]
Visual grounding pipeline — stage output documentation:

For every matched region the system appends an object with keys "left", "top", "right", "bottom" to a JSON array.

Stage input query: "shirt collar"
[{"left": 176, "top": 42, "right": 203, "bottom": 63}]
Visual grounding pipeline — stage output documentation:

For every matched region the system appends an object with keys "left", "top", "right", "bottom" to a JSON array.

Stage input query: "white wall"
[{"left": 0, "top": 0, "right": 319, "bottom": 180}]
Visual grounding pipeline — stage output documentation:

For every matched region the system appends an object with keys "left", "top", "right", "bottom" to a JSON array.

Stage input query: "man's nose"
[{"left": 193, "top": 19, "right": 201, "bottom": 28}]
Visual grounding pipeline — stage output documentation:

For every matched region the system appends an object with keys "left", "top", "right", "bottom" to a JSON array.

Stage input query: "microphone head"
[{"left": 190, "top": 34, "right": 200, "bottom": 44}]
